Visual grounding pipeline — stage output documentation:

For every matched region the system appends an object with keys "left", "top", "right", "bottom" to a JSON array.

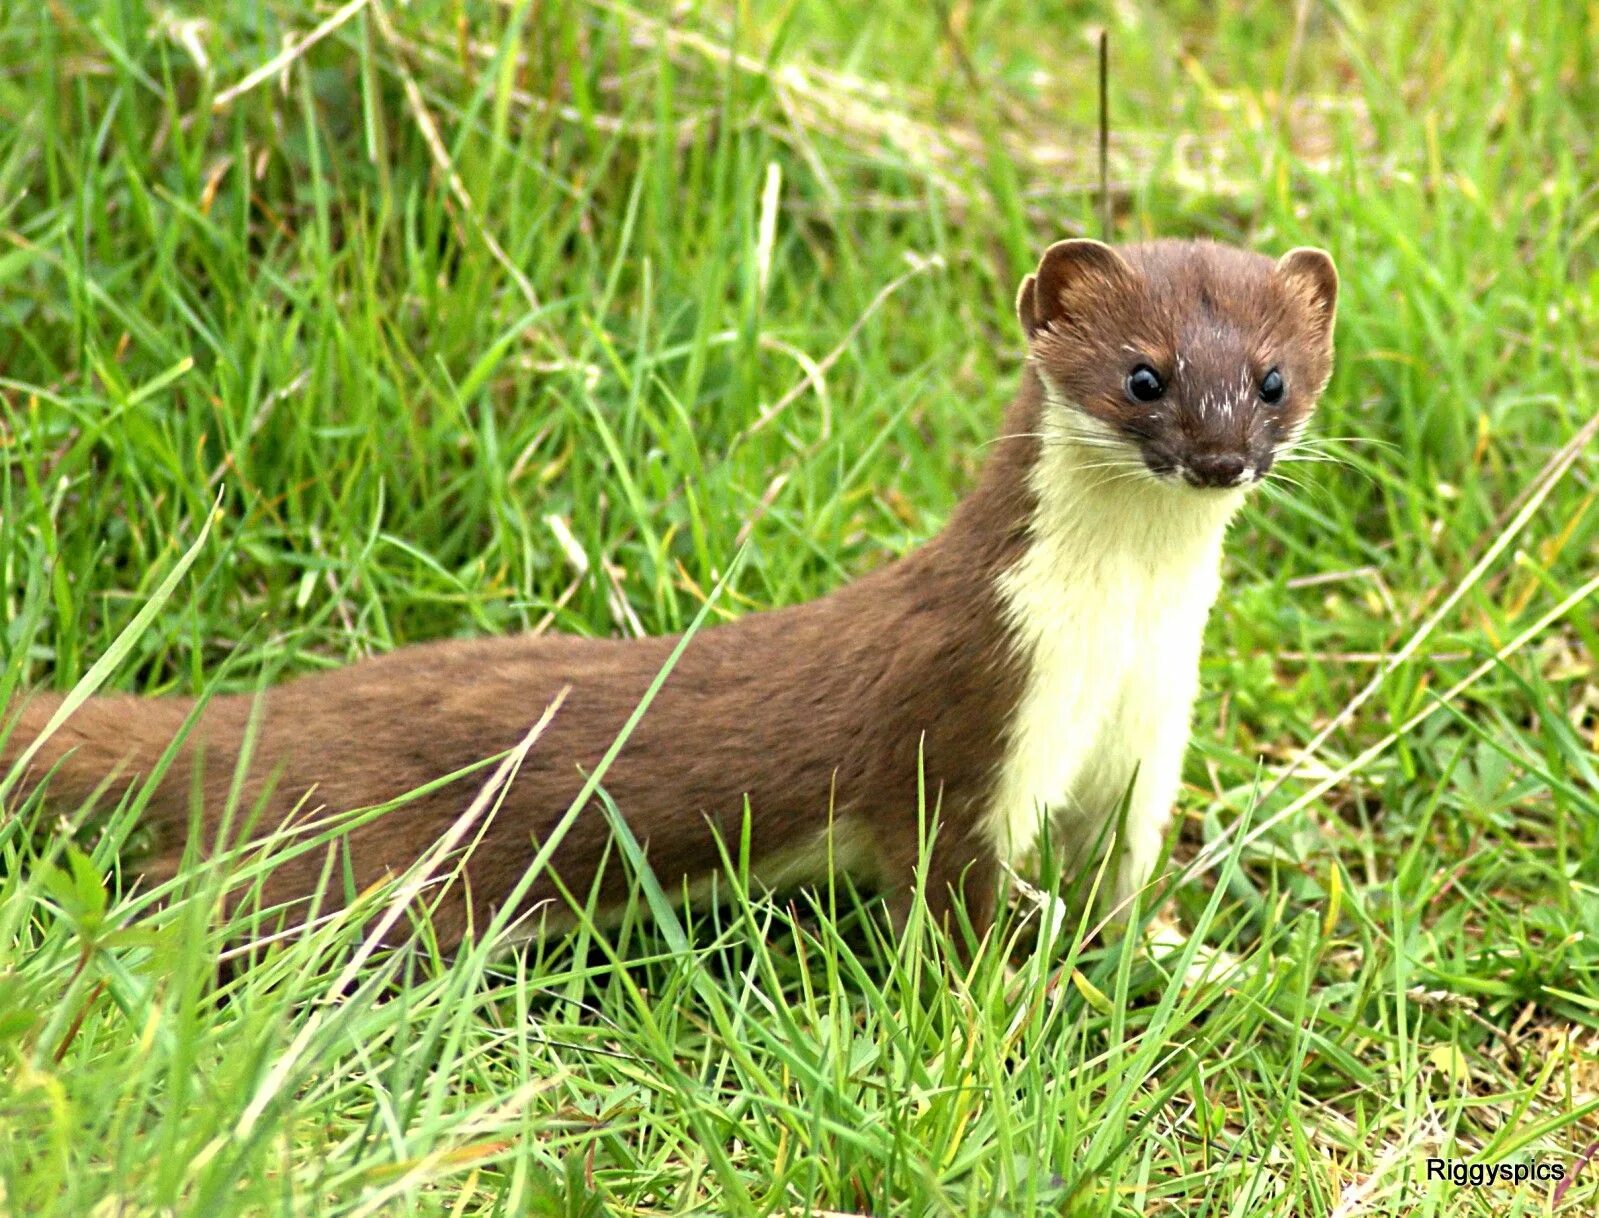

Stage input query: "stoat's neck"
[
  {"left": 974, "top": 366, "right": 1244, "bottom": 868},
  {"left": 1028, "top": 448, "right": 1242, "bottom": 578},
  {"left": 926, "top": 365, "right": 1242, "bottom": 590}
]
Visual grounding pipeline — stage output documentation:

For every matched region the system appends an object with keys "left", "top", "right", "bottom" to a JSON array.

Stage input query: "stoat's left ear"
[{"left": 1276, "top": 247, "right": 1339, "bottom": 336}]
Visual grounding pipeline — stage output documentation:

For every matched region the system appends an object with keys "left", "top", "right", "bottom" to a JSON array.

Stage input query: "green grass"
[{"left": 2, "top": 0, "right": 1597, "bottom": 1213}]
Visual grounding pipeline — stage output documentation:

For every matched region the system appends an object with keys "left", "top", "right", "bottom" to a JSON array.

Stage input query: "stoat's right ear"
[
  {"left": 1015, "top": 273, "right": 1040, "bottom": 339},
  {"left": 1022, "top": 238, "right": 1134, "bottom": 340}
]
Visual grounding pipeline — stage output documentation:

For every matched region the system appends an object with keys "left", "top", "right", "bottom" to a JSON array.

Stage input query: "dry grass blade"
[
  {"left": 741, "top": 253, "right": 946, "bottom": 442},
  {"left": 1191, "top": 564, "right": 1599, "bottom": 882},
  {"left": 212, "top": 0, "right": 372, "bottom": 110},
  {"left": 233, "top": 688, "right": 569, "bottom": 1138},
  {"left": 1254, "top": 405, "right": 1599, "bottom": 807},
  {"left": 367, "top": 1, "right": 589, "bottom": 374}
]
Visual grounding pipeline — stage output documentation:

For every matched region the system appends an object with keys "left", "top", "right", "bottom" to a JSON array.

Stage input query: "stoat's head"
[{"left": 1016, "top": 238, "right": 1338, "bottom": 492}]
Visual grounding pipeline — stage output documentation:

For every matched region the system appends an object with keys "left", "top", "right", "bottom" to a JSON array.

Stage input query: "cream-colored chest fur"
[{"left": 987, "top": 434, "right": 1239, "bottom": 907}]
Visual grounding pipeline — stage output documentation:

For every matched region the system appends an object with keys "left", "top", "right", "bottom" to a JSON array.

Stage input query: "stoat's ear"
[
  {"left": 1275, "top": 247, "right": 1339, "bottom": 337},
  {"left": 1014, "top": 274, "right": 1039, "bottom": 339},
  {"left": 1021, "top": 238, "right": 1134, "bottom": 340}
]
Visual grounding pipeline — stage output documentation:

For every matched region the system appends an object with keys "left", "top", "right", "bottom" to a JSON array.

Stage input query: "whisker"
[
  {"left": 1055, "top": 429, "right": 1135, "bottom": 446},
  {"left": 1293, "top": 434, "right": 1399, "bottom": 451},
  {"left": 1261, "top": 471, "right": 1341, "bottom": 507},
  {"left": 1095, "top": 467, "right": 1159, "bottom": 489},
  {"left": 1057, "top": 436, "right": 1138, "bottom": 454},
  {"left": 1072, "top": 462, "right": 1147, "bottom": 475},
  {"left": 1275, "top": 443, "right": 1357, "bottom": 468},
  {"left": 1281, "top": 441, "right": 1355, "bottom": 457},
  {"left": 979, "top": 432, "right": 1049, "bottom": 449}
]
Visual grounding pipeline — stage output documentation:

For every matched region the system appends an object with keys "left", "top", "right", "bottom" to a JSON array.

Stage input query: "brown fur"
[
  {"left": 2, "top": 238, "right": 1337, "bottom": 952},
  {"left": 1025, "top": 240, "right": 1337, "bottom": 479}
]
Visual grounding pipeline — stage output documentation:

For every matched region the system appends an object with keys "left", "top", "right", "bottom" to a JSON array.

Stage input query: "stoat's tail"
[
  {"left": 2, "top": 689, "right": 243, "bottom": 868},
  {"left": 2, "top": 666, "right": 528, "bottom": 948}
]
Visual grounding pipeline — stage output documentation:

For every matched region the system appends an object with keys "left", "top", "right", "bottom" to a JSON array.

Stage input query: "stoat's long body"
[{"left": 4, "top": 239, "right": 1338, "bottom": 950}]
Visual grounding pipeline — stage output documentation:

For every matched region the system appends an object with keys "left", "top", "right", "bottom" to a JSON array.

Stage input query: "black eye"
[
  {"left": 1126, "top": 364, "right": 1164, "bottom": 402},
  {"left": 1259, "top": 367, "right": 1285, "bottom": 404}
]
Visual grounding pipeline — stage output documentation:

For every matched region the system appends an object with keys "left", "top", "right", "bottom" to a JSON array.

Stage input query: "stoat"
[{"left": 3, "top": 238, "right": 1338, "bottom": 951}]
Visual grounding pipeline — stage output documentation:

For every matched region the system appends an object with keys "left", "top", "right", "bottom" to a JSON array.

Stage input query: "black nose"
[{"left": 1183, "top": 452, "right": 1247, "bottom": 488}]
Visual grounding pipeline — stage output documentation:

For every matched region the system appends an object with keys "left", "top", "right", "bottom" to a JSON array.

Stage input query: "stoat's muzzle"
[{"left": 1130, "top": 378, "right": 1284, "bottom": 490}]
